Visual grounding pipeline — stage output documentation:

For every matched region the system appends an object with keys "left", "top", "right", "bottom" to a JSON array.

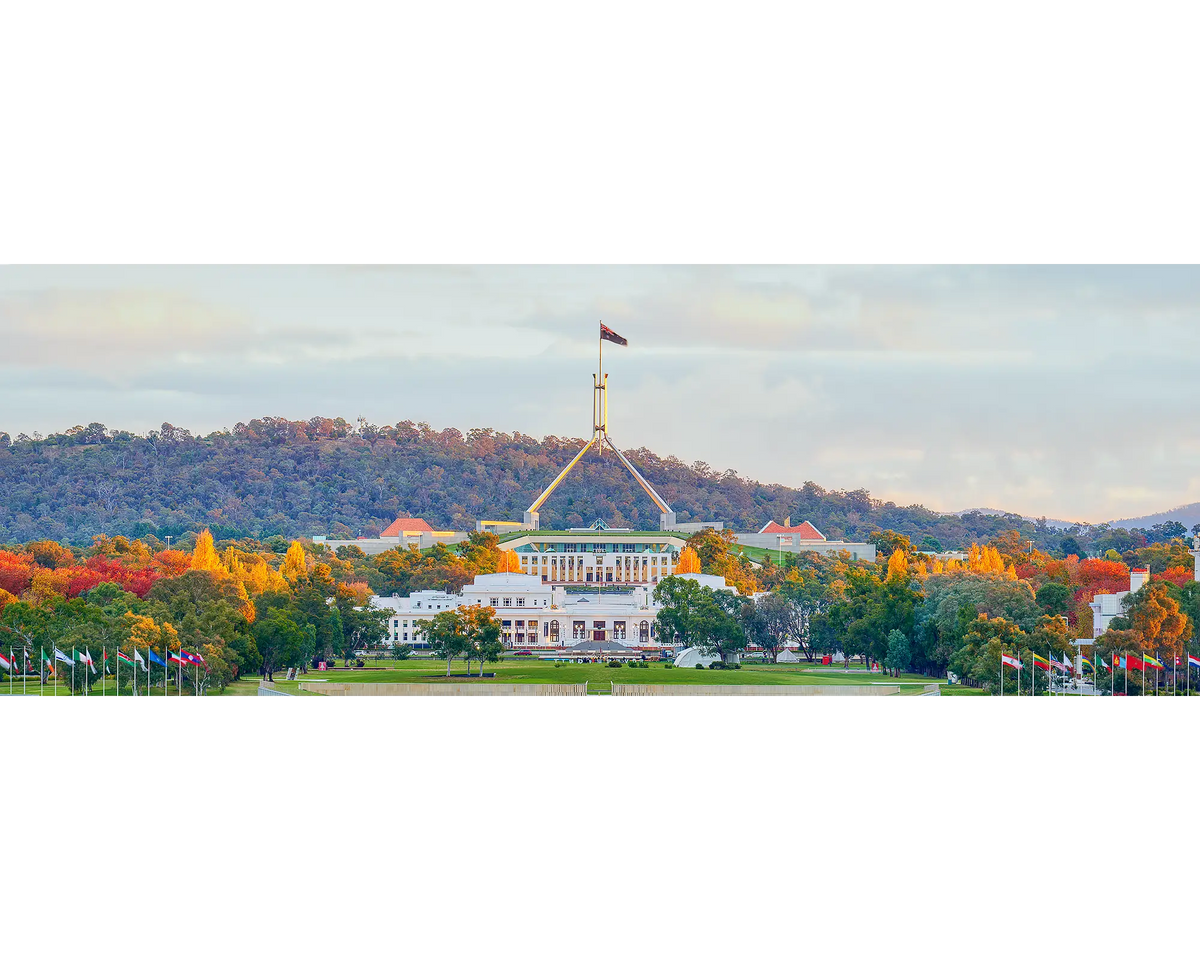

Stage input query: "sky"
[{"left": 2, "top": 264, "right": 1198, "bottom": 525}]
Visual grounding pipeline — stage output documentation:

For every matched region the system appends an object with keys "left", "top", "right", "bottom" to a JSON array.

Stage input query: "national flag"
[
  {"left": 168, "top": 650, "right": 188, "bottom": 665},
  {"left": 599, "top": 323, "right": 628, "bottom": 346},
  {"left": 53, "top": 647, "right": 73, "bottom": 665},
  {"left": 1001, "top": 653, "right": 1023, "bottom": 670},
  {"left": 147, "top": 649, "right": 166, "bottom": 667},
  {"left": 1188, "top": 655, "right": 1200, "bottom": 669},
  {"left": 133, "top": 648, "right": 146, "bottom": 667},
  {"left": 76, "top": 649, "right": 97, "bottom": 674},
  {"left": 1143, "top": 653, "right": 1164, "bottom": 670},
  {"left": 1050, "top": 655, "right": 1071, "bottom": 673},
  {"left": 1124, "top": 654, "right": 1145, "bottom": 671},
  {"left": 115, "top": 651, "right": 135, "bottom": 667},
  {"left": 42, "top": 650, "right": 54, "bottom": 675},
  {"left": 1081, "top": 657, "right": 1094, "bottom": 672},
  {"left": 1099, "top": 656, "right": 1111, "bottom": 673},
  {"left": 0, "top": 651, "right": 12, "bottom": 672},
  {"left": 1030, "top": 653, "right": 1051, "bottom": 672},
  {"left": 182, "top": 649, "right": 205, "bottom": 667}
]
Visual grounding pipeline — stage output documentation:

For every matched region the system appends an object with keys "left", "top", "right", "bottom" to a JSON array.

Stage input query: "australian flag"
[{"left": 600, "top": 323, "right": 628, "bottom": 346}]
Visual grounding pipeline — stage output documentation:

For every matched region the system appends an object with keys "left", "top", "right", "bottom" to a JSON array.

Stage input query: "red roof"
[
  {"left": 758, "top": 520, "right": 825, "bottom": 540},
  {"left": 380, "top": 517, "right": 434, "bottom": 537}
]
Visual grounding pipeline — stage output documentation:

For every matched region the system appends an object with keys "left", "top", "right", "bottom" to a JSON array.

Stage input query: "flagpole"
[
  {"left": 103, "top": 647, "right": 106, "bottom": 696},
  {"left": 116, "top": 649, "right": 119, "bottom": 698}
]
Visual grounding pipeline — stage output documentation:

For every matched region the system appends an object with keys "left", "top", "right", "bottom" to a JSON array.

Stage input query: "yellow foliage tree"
[
  {"left": 497, "top": 549, "right": 522, "bottom": 573},
  {"left": 674, "top": 547, "right": 701, "bottom": 574},
  {"left": 886, "top": 549, "right": 909, "bottom": 581},
  {"left": 191, "top": 529, "right": 224, "bottom": 574},
  {"left": 280, "top": 541, "right": 308, "bottom": 582},
  {"left": 966, "top": 543, "right": 1010, "bottom": 576},
  {"left": 122, "top": 612, "right": 179, "bottom": 657},
  {"left": 0, "top": 587, "right": 15, "bottom": 612}
]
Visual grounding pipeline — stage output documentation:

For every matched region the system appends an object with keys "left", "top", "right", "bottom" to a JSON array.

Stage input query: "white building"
[
  {"left": 371, "top": 569, "right": 737, "bottom": 653},
  {"left": 500, "top": 530, "right": 689, "bottom": 586},
  {"left": 1088, "top": 568, "right": 1150, "bottom": 638}
]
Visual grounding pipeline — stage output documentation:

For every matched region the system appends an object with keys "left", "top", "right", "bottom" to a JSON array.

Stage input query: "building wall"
[
  {"left": 733, "top": 534, "right": 876, "bottom": 562},
  {"left": 504, "top": 533, "right": 688, "bottom": 586}
]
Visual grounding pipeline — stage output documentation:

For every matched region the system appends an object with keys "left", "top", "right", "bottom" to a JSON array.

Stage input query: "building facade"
[
  {"left": 1088, "top": 568, "right": 1149, "bottom": 638},
  {"left": 372, "top": 569, "right": 734, "bottom": 654},
  {"left": 499, "top": 531, "right": 690, "bottom": 586}
]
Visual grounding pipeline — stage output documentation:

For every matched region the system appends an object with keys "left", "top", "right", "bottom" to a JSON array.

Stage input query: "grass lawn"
[{"left": 260, "top": 657, "right": 945, "bottom": 694}]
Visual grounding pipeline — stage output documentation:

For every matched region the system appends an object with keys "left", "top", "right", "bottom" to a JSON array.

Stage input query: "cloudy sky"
[{"left": 2, "top": 265, "right": 1197, "bottom": 524}]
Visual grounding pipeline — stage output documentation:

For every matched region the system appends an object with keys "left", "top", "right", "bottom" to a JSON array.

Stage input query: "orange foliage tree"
[{"left": 674, "top": 547, "right": 701, "bottom": 574}]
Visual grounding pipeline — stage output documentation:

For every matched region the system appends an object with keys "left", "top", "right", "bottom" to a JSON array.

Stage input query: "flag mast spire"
[{"left": 524, "top": 323, "right": 675, "bottom": 531}]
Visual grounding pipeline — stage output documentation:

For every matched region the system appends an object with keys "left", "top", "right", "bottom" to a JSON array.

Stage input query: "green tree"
[
  {"left": 418, "top": 609, "right": 467, "bottom": 676},
  {"left": 883, "top": 629, "right": 911, "bottom": 674},
  {"left": 1035, "top": 582, "right": 1071, "bottom": 617},
  {"left": 462, "top": 606, "right": 503, "bottom": 677},
  {"left": 252, "top": 609, "right": 314, "bottom": 682},
  {"left": 654, "top": 576, "right": 748, "bottom": 664}
]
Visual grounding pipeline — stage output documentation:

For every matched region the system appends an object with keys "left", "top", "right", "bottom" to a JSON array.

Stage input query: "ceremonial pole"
[{"left": 102, "top": 647, "right": 106, "bottom": 696}]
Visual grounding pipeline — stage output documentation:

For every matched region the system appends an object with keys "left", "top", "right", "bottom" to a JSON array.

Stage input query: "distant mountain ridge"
[
  {"left": 1111, "top": 503, "right": 1200, "bottom": 532},
  {"left": 953, "top": 508, "right": 1079, "bottom": 530}
]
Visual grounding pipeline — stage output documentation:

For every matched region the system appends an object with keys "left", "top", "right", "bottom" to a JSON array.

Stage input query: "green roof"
[{"left": 498, "top": 530, "right": 686, "bottom": 542}]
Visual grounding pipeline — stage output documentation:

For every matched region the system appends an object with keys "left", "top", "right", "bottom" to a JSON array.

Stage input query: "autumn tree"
[
  {"left": 191, "top": 529, "right": 224, "bottom": 574},
  {"left": 1114, "top": 582, "right": 1193, "bottom": 659},
  {"left": 280, "top": 541, "right": 309, "bottom": 583}
]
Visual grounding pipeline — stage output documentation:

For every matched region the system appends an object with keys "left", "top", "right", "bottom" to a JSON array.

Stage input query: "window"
[
  {"left": 516, "top": 620, "right": 524, "bottom": 628},
  {"left": 516, "top": 597, "right": 525, "bottom": 607},
  {"left": 502, "top": 620, "right": 512, "bottom": 628},
  {"left": 572, "top": 621, "right": 586, "bottom": 639},
  {"left": 503, "top": 597, "right": 512, "bottom": 607},
  {"left": 489, "top": 597, "right": 499, "bottom": 607},
  {"left": 613, "top": 621, "right": 626, "bottom": 640},
  {"left": 550, "top": 620, "right": 560, "bottom": 640},
  {"left": 623, "top": 543, "right": 634, "bottom": 552},
  {"left": 528, "top": 619, "right": 537, "bottom": 632},
  {"left": 639, "top": 621, "right": 650, "bottom": 642}
]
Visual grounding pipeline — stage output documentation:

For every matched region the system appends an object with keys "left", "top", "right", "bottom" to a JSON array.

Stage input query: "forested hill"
[{"left": 1, "top": 417, "right": 1080, "bottom": 549}]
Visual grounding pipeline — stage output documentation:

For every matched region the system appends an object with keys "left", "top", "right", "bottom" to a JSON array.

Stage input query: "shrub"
[
  {"left": 695, "top": 663, "right": 705, "bottom": 669},
  {"left": 664, "top": 662, "right": 673, "bottom": 669},
  {"left": 607, "top": 660, "right": 622, "bottom": 668}
]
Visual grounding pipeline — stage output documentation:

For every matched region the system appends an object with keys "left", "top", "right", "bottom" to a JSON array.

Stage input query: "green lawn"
[
  {"left": 0, "top": 659, "right": 947, "bottom": 696},
  {"left": 260, "top": 657, "right": 944, "bottom": 694}
]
